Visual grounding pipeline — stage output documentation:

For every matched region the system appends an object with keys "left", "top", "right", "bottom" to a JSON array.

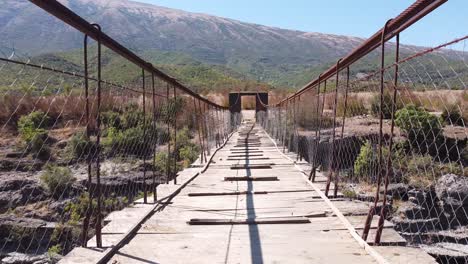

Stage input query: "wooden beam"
[
  {"left": 224, "top": 176, "right": 278, "bottom": 181},
  {"left": 187, "top": 217, "right": 311, "bottom": 225}
]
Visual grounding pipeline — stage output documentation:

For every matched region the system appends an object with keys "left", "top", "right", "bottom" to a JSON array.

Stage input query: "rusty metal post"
[
  {"left": 325, "top": 58, "right": 342, "bottom": 197},
  {"left": 173, "top": 86, "right": 177, "bottom": 185},
  {"left": 334, "top": 66, "right": 350, "bottom": 198},
  {"left": 375, "top": 33, "right": 400, "bottom": 244},
  {"left": 151, "top": 72, "right": 157, "bottom": 202},
  {"left": 142, "top": 69, "right": 148, "bottom": 203},
  {"left": 309, "top": 75, "right": 321, "bottom": 181},
  {"left": 295, "top": 95, "right": 301, "bottom": 161},
  {"left": 282, "top": 100, "right": 288, "bottom": 152},
  {"left": 197, "top": 99, "right": 207, "bottom": 163},
  {"left": 81, "top": 32, "right": 92, "bottom": 247},
  {"left": 277, "top": 104, "right": 282, "bottom": 141},
  {"left": 93, "top": 24, "right": 103, "bottom": 248},
  {"left": 203, "top": 103, "right": 211, "bottom": 156},
  {"left": 166, "top": 84, "right": 170, "bottom": 184},
  {"left": 362, "top": 19, "right": 392, "bottom": 241},
  {"left": 192, "top": 98, "right": 204, "bottom": 163}
]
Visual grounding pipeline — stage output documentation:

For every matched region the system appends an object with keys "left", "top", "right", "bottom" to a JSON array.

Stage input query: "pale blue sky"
[{"left": 135, "top": 0, "right": 467, "bottom": 49}]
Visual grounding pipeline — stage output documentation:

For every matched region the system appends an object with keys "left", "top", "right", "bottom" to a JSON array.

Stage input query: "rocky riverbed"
[{"left": 0, "top": 158, "right": 165, "bottom": 263}]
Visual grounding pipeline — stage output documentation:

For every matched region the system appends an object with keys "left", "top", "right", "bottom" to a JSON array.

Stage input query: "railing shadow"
[{"left": 244, "top": 122, "right": 264, "bottom": 264}]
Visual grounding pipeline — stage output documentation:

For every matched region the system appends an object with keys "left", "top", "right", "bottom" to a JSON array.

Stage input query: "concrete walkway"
[{"left": 61, "top": 112, "right": 437, "bottom": 264}]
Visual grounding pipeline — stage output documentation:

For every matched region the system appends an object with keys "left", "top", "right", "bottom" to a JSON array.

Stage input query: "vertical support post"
[
  {"left": 325, "top": 58, "right": 342, "bottom": 198},
  {"left": 295, "top": 96, "right": 300, "bottom": 161},
  {"left": 173, "top": 86, "right": 177, "bottom": 185},
  {"left": 375, "top": 33, "right": 400, "bottom": 244},
  {"left": 277, "top": 104, "right": 282, "bottom": 141},
  {"left": 309, "top": 75, "right": 321, "bottom": 182},
  {"left": 334, "top": 66, "right": 350, "bottom": 198},
  {"left": 282, "top": 100, "right": 288, "bottom": 152},
  {"left": 197, "top": 99, "right": 207, "bottom": 163},
  {"left": 166, "top": 84, "right": 170, "bottom": 184},
  {"left": 203, "top": 103, "right": 211, "bottom": 156},
  {"left": 193, "top": 98, "right": 204, "bottom": 163},
  {"left": 81, "top": 33, "right": 92, "bottom": 247},
  {"left": 142, "top": 68, "right": 147, "bottom": 203},
  {"left": 94, "top": 24, "right": 103, "bottom": 248},
  {"left": 362, "top": 19, "right": 392, "bottom": 241},
  {"left": 151, "top": 72, "right": 157, "bottom": 202}
]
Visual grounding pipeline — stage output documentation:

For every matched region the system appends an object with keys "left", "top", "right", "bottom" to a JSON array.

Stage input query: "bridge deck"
[{"left": 61, "top": 114, "right": 436, "bottom": 264}]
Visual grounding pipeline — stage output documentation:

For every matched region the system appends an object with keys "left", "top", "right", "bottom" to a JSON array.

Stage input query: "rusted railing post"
[
  {"left": 151, "top": 72, "right": 157, "bottom": 202},
  {"left": 334, "top": 66, "right": 350, "bottom": 198},
  {"left": 309, "top": 75, "right": 321, "bottom": 182},
  {"left": 81, "top": 32, "right": 92, "bottom": 247},
  {"left": 166, "top": 84, "right": 171, "bottom": 184},
  {"left": 197, "top": 99, "right": 207, "bottom": 163},
  {"left": 375, "top": 32, "right": 400, "bottom": 244},
  {"left": 93, "top": 24, "right": 103, "bottom": 248},
  {"left": 325, "top": 58, "right": 342, "bottom": 198},
  {"left": 282, "top": 100, "right": 288, "bottom": 152},
  {"left": 142, "top": 68, "right": 148, "bottom": 203},
  {"left": 362, "top": 19, "right": 392, "bottom": 241},
  {"left": 173, "top": 86, "right": 177, "bottom": 185}
]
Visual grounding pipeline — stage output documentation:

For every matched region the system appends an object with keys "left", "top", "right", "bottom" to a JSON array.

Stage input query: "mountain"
[
  {"left": 0, "top": 0, "right": 466, "bottom": 89},
  {"left": 0, "top": 0, "right": 367, "bottom": 88}
]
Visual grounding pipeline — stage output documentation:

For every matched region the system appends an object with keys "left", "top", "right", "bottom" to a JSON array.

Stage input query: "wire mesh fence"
[
  {"left": 0, "top": 6, "right": 239, "bottom": 263},
  {"left": 258, "top": 35, "right": 468, "bottom": 263}
]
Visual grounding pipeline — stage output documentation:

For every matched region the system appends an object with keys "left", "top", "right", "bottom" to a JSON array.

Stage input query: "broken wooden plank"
[
  {"left": 224, "top": 176, "right": 278, "bottom": 181},
  {"left": 230, "top": 164, "right": 274, "bottom": 169},
  {"left": 227, "top": 154, "right": 264, "bottom": 158},
  {"left": 187, "top": 217, "right": 311, "bottom": 225},
  {"left": 227, "top": 157, "right": 270, "bottom": 161},
  {"left": 188, "top": 191, "right": 268, "bottom": 197}
]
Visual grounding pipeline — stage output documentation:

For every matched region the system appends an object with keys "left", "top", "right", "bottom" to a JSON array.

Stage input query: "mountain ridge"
[{"left": 0, "top": 0, "right": 465, "bottom": 89}]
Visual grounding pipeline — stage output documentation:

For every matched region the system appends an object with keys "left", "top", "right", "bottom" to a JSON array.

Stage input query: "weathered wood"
[
  {"left": 228, "top": 154, "right": 264, "bottom": 158},
  {"left": 187, "top": 217, "right": 311, "bottom": 225},
  {"left": 227, "top": 157, "right": 270, "bottom": 161},
  {"left": 224, "top": 176, "right": 279, "bottom": 181},
  {"left": 230, "top": 164, "right": 274, "bottom": 169},
  {"left": 188, "top": 191, "right": 269, "bottom": 197}
]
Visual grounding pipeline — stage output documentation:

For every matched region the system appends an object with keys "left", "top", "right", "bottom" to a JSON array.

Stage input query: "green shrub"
[
  {"left": 67, "top": 132, "right": 94, "bottom": 160},
  {"left": 18, "top": 111, "right": 51, "bottom": 132},
  {"left": 29, "top": 131, "right": 51, "bottom": 160},
  {"left": 441, "top": 104, "right": 465, "bottom": 126},
  {"left": 179, "top": 145, "right": 200, "bottom": 167},
  {"left": 154, "top": 152, "right": 181, "bottom": 176},
  {"left": 354, "top": 141, "right": 379, "bottom": 182},
  {"left": 395, "top": 105, "right": 442, "bottom": 154},
  {"left": 104, "top": 126, "right": 157, "bottom": 157},
  {"left": 102, "top": 110, "right": 123, "bottom": 129},
  {"left": 47, "top": 244, "right": 62, "bottom": 257},
  {"left": 370, "top": 92, "right": 402, "bottom": 119},
  {"left": 353, "top": 140, "right": 400, "bottom": 183},
  {"left": 40, "top": 165, "right": 76, "bottom": 198},
  {"left": 18, "top": 111, "right": 52, "bottom": 159}
]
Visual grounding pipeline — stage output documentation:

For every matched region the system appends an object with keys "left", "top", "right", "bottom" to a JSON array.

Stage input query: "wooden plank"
[
  {"left": 230, "top": 148, "right": 260, "bottom": 151},
  {"left": 230, "top": 150, "right": 263, "bottom": 154},
  {"left": 188, "top": 191, "right": 268, "bottom": 197},
  {"left": 227, "top": 157, "right": 270, "bottom": 161},
  {"left": 224, "top": 176, "right": 279, "bottom": 181},
  {"left": 230, "top": 164, "right": 273, "bottom": 169},
  {"left": 187, "top": 217, "right": 311, "bottom": 225},
  {"left": 227, "top": 154, "right": 264, "bottom": 158}
]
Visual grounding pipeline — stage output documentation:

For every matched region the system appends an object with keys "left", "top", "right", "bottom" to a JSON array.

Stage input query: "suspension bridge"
[{"left": 0, "top": 0, "right": 467, "bottom": 263}]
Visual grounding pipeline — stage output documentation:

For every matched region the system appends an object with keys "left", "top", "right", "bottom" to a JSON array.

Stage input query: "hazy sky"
[{"left": 134, "top": 0, "right": 467, "bottom": 49}]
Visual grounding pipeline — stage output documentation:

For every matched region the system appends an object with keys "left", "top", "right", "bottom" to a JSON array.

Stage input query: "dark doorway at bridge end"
[{"left": 229, "top": 92, "right": 268, "bottom": 114}]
